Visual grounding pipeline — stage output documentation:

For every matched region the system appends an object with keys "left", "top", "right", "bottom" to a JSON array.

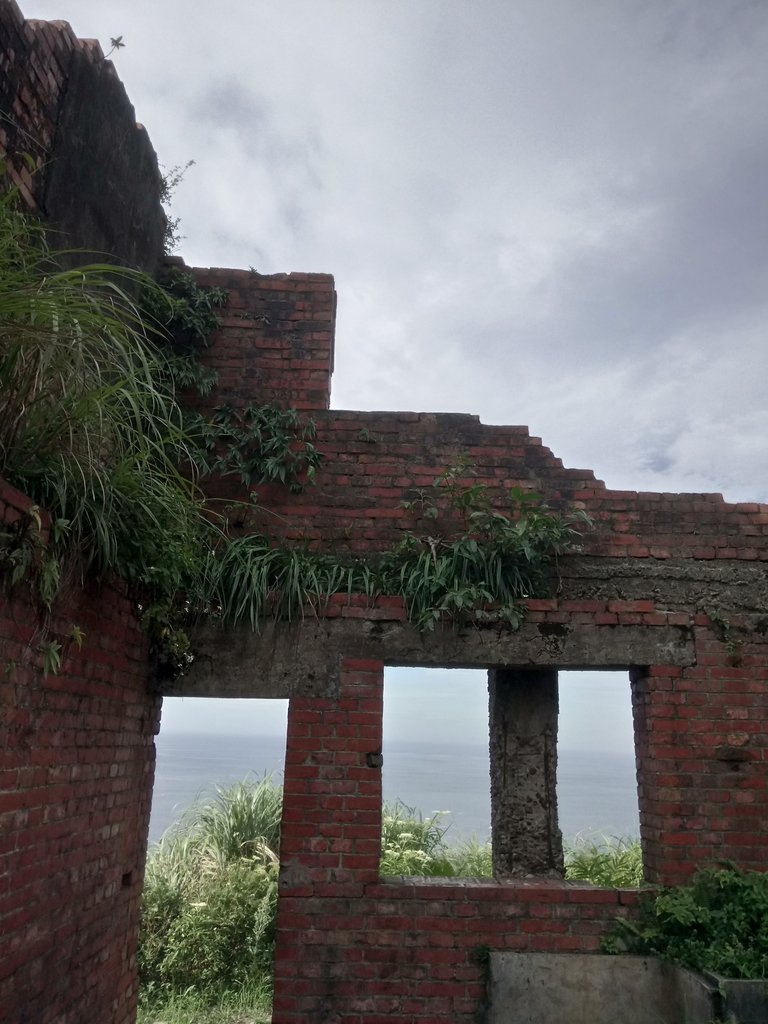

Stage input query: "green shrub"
[{"left": 607, "top": 864, "right": 768, "bottom": 978}]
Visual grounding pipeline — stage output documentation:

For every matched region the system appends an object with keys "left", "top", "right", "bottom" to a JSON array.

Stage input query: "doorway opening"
[
  {"left": 142, "top": 696, "right": 289, "bottom": 1022},
  {"left": 151, "top": 696, "right": 289, "bottom": 842}
]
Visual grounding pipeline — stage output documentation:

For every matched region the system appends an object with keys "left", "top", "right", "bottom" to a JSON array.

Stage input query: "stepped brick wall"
[{"left": 175, "top": 267, "right": 768, "bottom": 1022}]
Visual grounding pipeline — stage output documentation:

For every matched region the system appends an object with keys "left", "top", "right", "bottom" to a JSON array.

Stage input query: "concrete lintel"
[{"left": 164, "top": 617, "right": 695, "bottom": 698}]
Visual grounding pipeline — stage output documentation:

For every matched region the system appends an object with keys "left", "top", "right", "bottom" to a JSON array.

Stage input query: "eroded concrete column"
[{"left": 488, "top": 667, "right": 564, "bottom": 877}]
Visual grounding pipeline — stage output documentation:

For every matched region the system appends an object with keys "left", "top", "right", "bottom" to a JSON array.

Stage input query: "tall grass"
[
  {"left": 0, "top": 187, "right": 210, "bottom": 591},
  {"left": 139, "top": 777, "right": 281, "bottom": 1021},
  {"left": 564, "top": 833, "right": 644, "bottom": 888}
]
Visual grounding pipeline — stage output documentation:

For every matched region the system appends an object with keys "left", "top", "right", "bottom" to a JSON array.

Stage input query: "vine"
[{"left": 707, "top": 608, "right": 742, "bottom": 663}]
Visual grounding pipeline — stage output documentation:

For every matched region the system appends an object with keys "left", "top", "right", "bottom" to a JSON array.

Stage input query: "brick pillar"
[
  {"left": 488, "top": 667, "right": 564, "bottom": 877},
  {"left": 273, "top": 658, "right": 384, "bottom": 1021}
]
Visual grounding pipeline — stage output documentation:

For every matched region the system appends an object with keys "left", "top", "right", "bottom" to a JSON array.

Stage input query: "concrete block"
[{"left": 487, "top": 953, "right": 718, "bottom": 1024}]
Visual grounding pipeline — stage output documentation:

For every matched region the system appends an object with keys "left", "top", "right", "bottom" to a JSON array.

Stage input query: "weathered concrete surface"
[
  {"left": 705, "top": 973, "right": 768, "bottom": 1024},
  {"left": 487, "top": 953, "right": 718, "bottom": 1024},
  {"left": 562, "top": 556, "right": 768, "bottom": 613},
  {"left": 489, "top": 669, "right": 563, "bottom": 877},
  {"left": 165, "top": 550, "right": 768, "bottom": 699},
  {"left": 169, "top": 615, "right": 694, "bottom": 697}
]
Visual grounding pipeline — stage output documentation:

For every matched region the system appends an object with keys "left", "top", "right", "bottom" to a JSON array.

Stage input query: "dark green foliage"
[
  {"left": 383, "top": 467, "right": 591, "bottom": 631},
  {"left": 142, "top": 267, "right": 228, "bottom": 355},
  {"left": 191, "top": 403, "right": 322, "bottom": 490},
  {"left": 606, "top": 865, "right": 768, "bottom": 978},
  {"left": 140, "top": 861, "right": 276, "bottom": 993},
  {"left": 139, "top": 778, "right": 282, "bottom": 1001}
]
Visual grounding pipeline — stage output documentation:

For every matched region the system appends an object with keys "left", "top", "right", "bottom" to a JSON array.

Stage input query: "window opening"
[
  {"left": 381, "top": 666, "right": 641, "bottom": 882},
  {"left": 557, "top": 671, "right": 639, "bottom": 844},
  {"left": 151, "top": 696, "right": 288, "bottom": 842},
  {"left": 382, "top": 667, "right": 489, "bottom": 876}
]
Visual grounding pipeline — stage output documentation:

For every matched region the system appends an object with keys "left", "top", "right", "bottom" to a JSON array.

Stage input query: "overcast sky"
[{"left": 21, "top": 1, "right": 766, "bottom": 753}]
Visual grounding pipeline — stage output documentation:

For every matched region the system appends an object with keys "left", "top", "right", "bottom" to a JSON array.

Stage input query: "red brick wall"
[
  {"left": 273, "top": 659, "right": 640, "bottom": 1023},
  {"left": 0, "top": 479, "right": 158, "bottom": 1024},
  {"left": 189, "top": 269, "right": 767, "bottom": 1020},
  {"left": 191, "top": 265, "right": 336, "bottom": 414}
]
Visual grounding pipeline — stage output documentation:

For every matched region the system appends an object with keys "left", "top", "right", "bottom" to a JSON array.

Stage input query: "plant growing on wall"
[
  {"left": 605, "top": 864, "right": 768, "bottom": 979},
  {"left": 0, "top": 192, "right": 589, "bottom": 676},
  {"left": 381, "top": 463, "right": 590, "bottom": 631}
]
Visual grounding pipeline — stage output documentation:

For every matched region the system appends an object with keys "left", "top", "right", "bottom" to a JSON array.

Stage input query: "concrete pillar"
[{"left": 488, "top": 667, "right": 564, "bottom": 877}]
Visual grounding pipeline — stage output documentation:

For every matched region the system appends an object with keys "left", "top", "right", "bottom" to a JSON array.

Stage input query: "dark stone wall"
[{"left": 0, "top": 0, "right": 165, "bottom": 272}]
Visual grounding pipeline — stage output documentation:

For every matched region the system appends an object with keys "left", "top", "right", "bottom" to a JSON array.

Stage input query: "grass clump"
[
  {"left": 564, "top": 834, "right": 643, "bottom": 888},
  {"left": 380, "top": 801, "right": 455, "bottom": 876}
]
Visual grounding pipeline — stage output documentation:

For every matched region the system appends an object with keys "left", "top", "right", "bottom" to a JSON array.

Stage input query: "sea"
[{"left": 148, "top": 731, "right": 640, "bottom": 846}]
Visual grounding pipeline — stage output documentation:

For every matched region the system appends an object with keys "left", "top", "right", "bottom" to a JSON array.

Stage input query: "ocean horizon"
[{"left": 148, "top": 731, "right": 640, "bottom": 845}]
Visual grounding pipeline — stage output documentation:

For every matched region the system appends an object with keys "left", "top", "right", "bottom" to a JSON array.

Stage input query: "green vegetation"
[
  {"left": 607, "top": 864, "right": 768, "bottom": 978},
  {"left": 137, "top": 983, "right": 270, "bottom": 1024},
  {"left": 565, "top": 833, "right": 643, "bottom": 888},
  {"left": 0, "top": 190, "right": 205, "bottom": 604},
  {"left": 386, "top": 463, "right": 590, "bottom": 632}
]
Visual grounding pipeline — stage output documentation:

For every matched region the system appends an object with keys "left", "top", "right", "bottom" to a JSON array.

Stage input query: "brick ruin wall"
[
  {"left": 1, "top": 3, "right": 767, "bottom": 1022},
  {"left": 0, "top": 4, "right": 164, "bottom": 1023},
  {"left": 178, "top": 265, "right": 768, "bottom": 1022}
]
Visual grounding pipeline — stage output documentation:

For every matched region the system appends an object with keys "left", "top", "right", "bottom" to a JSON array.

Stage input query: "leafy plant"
[
  {"left": 707, "top": 608, "right": 741, "bottom": 662},
  {"left": 142, "top": 267, "right": 228, "bottom": 356},
  {"left": 383, "top": 466, "right": 591, "bottom": 631},
  {"left": 104, "top": 35, "right": 125, "bottom": 59},
  {"left": 606, "top": 865, "right": 768, "bottom": 978},
  {"left": 191, "top": 403, "right": 322, "bottom": 491},
  {"left": 158, "top": 160, "right": 194, "bottom": 255},
  {"left": 39, "top": 639, "right": 61, "bottom": 676}
]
